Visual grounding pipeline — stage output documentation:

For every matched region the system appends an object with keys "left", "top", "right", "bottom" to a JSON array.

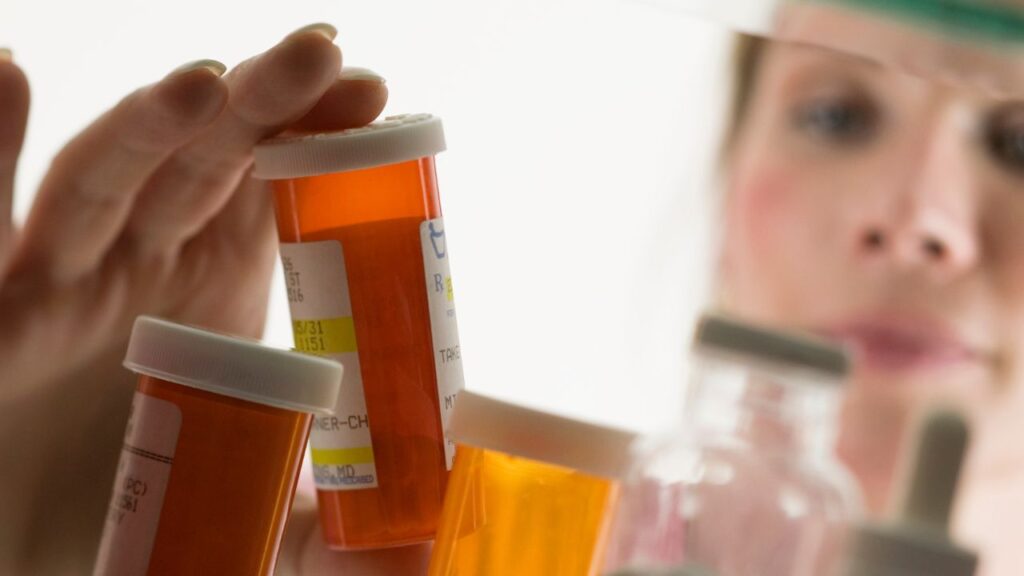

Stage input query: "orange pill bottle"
[
  {"left": 254, "top": 114, "right": 464, "bottom": 549},
  {"left": 427, "top": 390, "right": 637, "bottom": 576},
  {"left": 92, "top": 316, "right": 342, "bottom": 576}
]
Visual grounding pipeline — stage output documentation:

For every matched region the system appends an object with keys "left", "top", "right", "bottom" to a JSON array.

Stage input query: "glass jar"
[{"left": 604, "top": 312, "right": 862, "bottom": 576}]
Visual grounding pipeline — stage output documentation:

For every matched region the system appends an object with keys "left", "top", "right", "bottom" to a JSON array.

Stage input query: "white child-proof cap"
[
  {"left": 124, "top": 316, "right": 343, "bottom": 415},
  {"left": 252, "top": 113, "right": 446, "bottom": 179},
  {"left": 448, "top": 390, "right": 637, "bottom": 480}
]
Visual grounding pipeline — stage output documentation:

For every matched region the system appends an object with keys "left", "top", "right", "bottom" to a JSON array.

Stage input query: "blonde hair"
[{"left": 724, "top": 34, "right": 768, "bottom": 156}]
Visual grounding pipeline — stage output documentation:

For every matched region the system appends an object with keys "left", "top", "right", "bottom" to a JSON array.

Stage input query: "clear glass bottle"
[{"left": 604, "top": 312, "right": 862, "bottom": 576}]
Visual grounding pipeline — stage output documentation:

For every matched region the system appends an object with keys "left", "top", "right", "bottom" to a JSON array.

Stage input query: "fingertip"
[
  {"left": 273, "top": 29, "right": 342, "bottom": 96},
  {"left": 0, "top": 55, "right": 28, "bottom": 279},
  {"left": 169, "top": 58, "right": 227, "bottom": 79},
  {"left": 287, "top": 77, "right": 389, "bottom": 133},
  {"left": 0, "top": 50, "right": 30, "bottom": 91},
  {"left": 228, "top": 30, "right": 342, "bottom": 129},
  {"left": 285, "top": 22, "right": 338, "bottom": 42},
  {"left": 0, "top": 57, "right": 30, "bottom": 160},
  {"left": 153, "top": 66, "right": 229, "bottom": 128},
  {"left": 338, "top": 66, "right": 386, "bottom": 84},
  {"left": 0, "top": 57, "right": 30, "bottom": 110}
]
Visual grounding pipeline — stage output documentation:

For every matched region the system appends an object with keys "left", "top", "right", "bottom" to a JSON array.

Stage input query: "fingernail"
[
  {"left": 170, "top": 59, "right": 227, "bottom": 78},
  {"left": 339, "top": 66, "right": 385, "bottom": 84},
  {"left": 0, "top": 48, "right": 12, "bottom": 62},
  {"left": 288, "top": 22, "right": 338, "bottom": 42}
]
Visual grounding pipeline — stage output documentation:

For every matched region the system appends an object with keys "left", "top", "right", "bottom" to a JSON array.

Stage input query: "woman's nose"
[
  {"left": 855, "top": 215, "right": 976, "bottom": 276},
  {"left": 853, "top": 105, "right": 979, "bottom": 280}
]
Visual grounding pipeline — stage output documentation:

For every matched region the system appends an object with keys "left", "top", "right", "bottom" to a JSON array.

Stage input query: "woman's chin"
[
  {"left": 836, "top": 395, "right": 913, "bottom": 514},
  {"left": 850, "top": 361, "right": 994, "bottom": 409}
]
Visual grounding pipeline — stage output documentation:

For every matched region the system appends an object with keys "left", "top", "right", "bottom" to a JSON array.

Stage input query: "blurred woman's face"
[{"left": 721, "top": 37, "right": 1024, "bottom": 499}]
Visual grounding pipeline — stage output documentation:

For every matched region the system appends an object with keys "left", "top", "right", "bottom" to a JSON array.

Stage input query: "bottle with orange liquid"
[
  {"left": 254, "top": 114, "right": 464, "bottom": 549},
  {"left": 427, "top": 390, "right": 636, "bottom": 576},
  {"left": 92, "top": 316, "right": 342, "bottom": 576}
]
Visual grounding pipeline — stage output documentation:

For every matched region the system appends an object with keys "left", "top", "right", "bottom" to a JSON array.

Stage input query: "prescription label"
[
  {"left": 421, "top": 217, "right": 465, "bottom": 470},
  {"left": 92, "top": 392, "right": 181, "bottom": 576},
  {"left": 281, "top": 241, "right": 379, "bottom": 490}
]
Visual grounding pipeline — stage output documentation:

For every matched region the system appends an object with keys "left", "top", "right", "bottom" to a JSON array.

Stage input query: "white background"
[{"left": 2, "top": 0, "right": 731, "bottom": 433}]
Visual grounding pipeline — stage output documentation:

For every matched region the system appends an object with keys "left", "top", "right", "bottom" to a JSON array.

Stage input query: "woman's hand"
[
  {"left": 0, "top": 23, "right": 387, "bottom": 395},
  {"left": 276, "top": 493, "right": 433, "bottom": 575},
  {"left": 0, "top": 24, "right": 388, "bottom": 571}
]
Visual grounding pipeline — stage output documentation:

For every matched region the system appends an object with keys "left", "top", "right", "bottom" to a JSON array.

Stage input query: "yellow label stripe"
[
  {"left": 311, "top": 447, "right": 376, "bottom": 466},
  {"left": 291, "top": 317, "right": 358, "bottom": 355}
]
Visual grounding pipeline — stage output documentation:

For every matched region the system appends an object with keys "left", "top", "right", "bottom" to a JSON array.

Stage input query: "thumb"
[{"left": 300, "top": 528, "right": 432, "bottom": 575}]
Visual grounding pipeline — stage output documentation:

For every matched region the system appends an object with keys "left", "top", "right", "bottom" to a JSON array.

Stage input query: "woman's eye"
[
  {"left": 985, "top": 107, "right": 1024, "bottom": 174},
  {"left": 791, "top": 97, "right": 878, "bottom": 145}
]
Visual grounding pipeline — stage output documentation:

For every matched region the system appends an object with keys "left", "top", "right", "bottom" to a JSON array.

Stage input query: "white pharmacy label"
[
  {"left": 281, "top": 241, "right": 379, "bottom": 490},
  {"left": 93, "top": 392, "right": 181, "bottom": 576},
  {"left": 421, "top": 218, "right": 465, "bottom": 470}
]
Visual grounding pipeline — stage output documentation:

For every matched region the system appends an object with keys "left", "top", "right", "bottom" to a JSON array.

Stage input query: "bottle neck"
[{"left": 684, "top": 359, "right": 842, "bottom": 458}]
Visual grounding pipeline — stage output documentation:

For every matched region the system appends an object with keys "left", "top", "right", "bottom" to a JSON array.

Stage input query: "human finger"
[
  {"left": 13, "top": 60, "right": 228, "bottom": 282},
  {"left": 126, "top": 23, "right": 343, "bottom": 250},
  {"left": 0, "top": 50, "right": 30, "bottom": 278},
  {"left": 287, "top": 66, "right": 388, "bottom": 133}
]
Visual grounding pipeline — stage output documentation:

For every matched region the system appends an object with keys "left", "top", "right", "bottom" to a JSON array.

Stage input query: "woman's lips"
[{"left": 821, "top": 318, "right": 985, "bottom": 373}]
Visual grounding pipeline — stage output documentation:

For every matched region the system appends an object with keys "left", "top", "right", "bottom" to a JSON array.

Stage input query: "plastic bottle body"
[
  {"left": 428, "top": 445, "right": 619, "bottom": 576},
  {"left": 94, "top": 375, "right": 311, "bottom": 576},
  {"left": 605, "top": 360, "right": 861, "bottom": 576},
  {"left": 272, "top": 156, "right": 456, "bottom": 549}
]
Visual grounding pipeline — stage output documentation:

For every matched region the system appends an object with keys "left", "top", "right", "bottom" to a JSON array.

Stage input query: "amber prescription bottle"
[
  {"left": 427, "top": 390, "right": 636, "bottom": 576},
  {"left": 92, "top": 316, "right": 342, "bottom": 576},
  {"left": 253, "top": 113, "right": 464, "bottom": 549}
]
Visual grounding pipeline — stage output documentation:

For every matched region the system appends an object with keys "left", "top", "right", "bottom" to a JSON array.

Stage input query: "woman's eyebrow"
[
  {"left": 774, "top": 44, "right": 886, "bottom": 83},
  {"left": 771, "top": 47, "right": 885, "bottom": 98}
]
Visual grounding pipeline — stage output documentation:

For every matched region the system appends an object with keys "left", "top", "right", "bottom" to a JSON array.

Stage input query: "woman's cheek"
[
  {"left": 980, "top": 208, "right": 1024, "bottom": 389},
  {"left": 725, "top": 164, "right": 817, "bottom": 315}
]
